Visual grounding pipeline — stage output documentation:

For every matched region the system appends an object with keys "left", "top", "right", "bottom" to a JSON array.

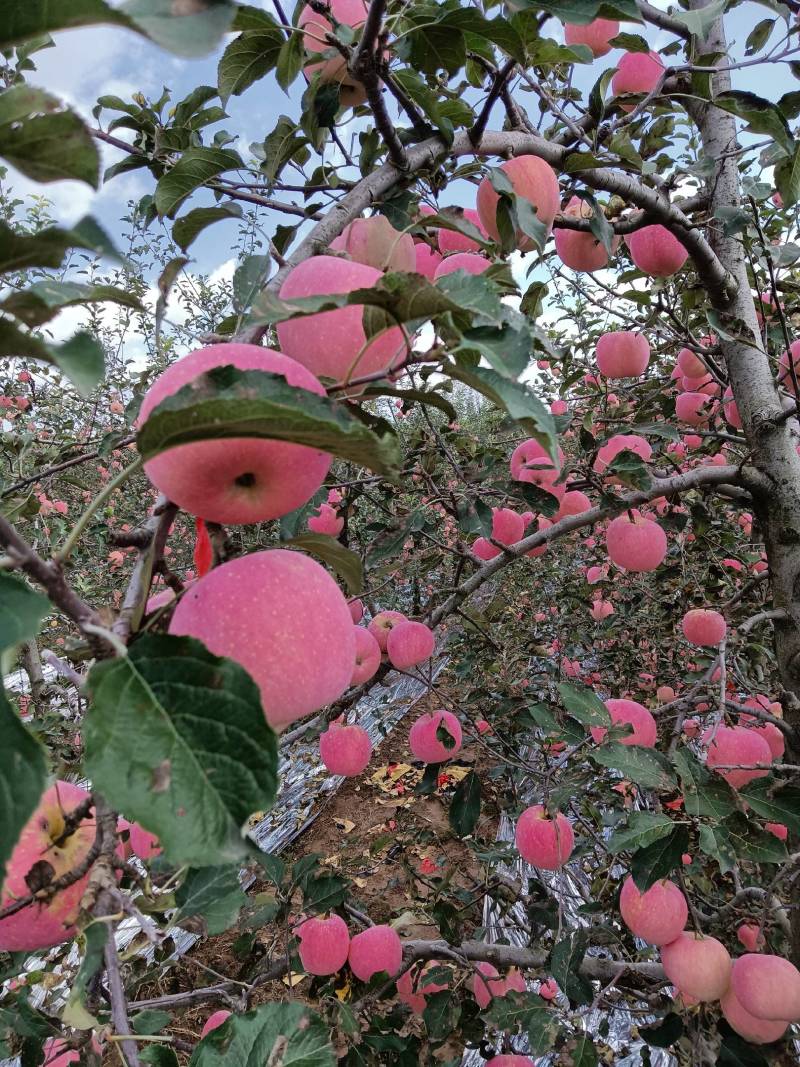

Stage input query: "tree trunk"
[{"left": 689, "top": 0, "right": 800, "bottom": 964}]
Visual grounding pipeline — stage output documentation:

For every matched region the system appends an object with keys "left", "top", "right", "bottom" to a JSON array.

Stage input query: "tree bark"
[
  {"left": 689, "top": 0, "right": 800, "bottom": 964},
  {"left": 19, "top": 639, "right": 46, "bottom": 714}
]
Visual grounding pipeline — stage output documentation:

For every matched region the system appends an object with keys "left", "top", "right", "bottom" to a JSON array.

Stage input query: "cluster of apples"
[{"left": 620, "top": 876, "right": 800, "bottom": 1043}]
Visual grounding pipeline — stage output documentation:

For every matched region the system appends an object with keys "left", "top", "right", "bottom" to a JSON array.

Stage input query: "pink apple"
[
  {"left": 331, "top": 215, "right": 416, "bottom": 272},
  {"left": 277, "top": 256, "right": 406, "bottom": 391},
  {"left": 409, "top": 710, "right": 462, "bottom": 763},
  {"left": 348, "top": 924, "right": 403, "bottom": 980},
  {"left": 319, "top": 720, "right": 372, "bottom": 776},
  {"left": 169, "top": 549, "right": 355, "bottom": 730},
  {"left": 619, "top": 876, "right": 688, "bottom": 945},
  {"left": 386, "top": 620, "right": 435, "bottom": 669},
  {"left": 477, "top": 156, "right": 561, "bottom": 250},
  {"left": 139, "top": 344, "right": 332, "bottom": 525},
  {"left": 515, "top": 805, "right": 574, "bottom": 870},
  {"left": 368, "top": 610, "right": 407, "bottom": 651},
  {"left": 296, "top": 913, "right": 350, "bottom": 975},
  {"left": 0, "top": 782, "right": 95, "bottom": 952},
  {"left": 352, "top": 626, "right": 382, "bottom": 685}
]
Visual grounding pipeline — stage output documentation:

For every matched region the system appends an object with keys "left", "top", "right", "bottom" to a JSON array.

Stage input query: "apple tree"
[{"left": 1, "top": 0, "right": 800, "bottom": 1065}]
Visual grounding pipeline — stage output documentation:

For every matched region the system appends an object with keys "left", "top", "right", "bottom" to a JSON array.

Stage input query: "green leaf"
[
  {"left": 715, "top": 812, "right": 789, "bottom": 865},
  {"left": 717, "top": 1021, "right": 770, "bottom": 1067},
  {"left": 0, "top": 86, "right": 100, "bottom": 187},
  {"left": 609, "top": 32, "right": 650, "bottom": 52},
  {"left": 558, "top": 681, "right": 610, "bottom": 728},
  {"left": 775, "top": 143, "right": 800, "bottom": 209},
  {"left": 517, "top": 1, "right": 638, "bottom": 24},
  {"left": 276, "top": 31, "right": 305, "bottom": 94},
  {"left": 61, "top": 921, "right": 106, "bottom": 1030},
  {"left": 631, "top": 825, "right": 690, "bottom": 890},
  {"left": 608, "top": 811, "right": 676, "bottom": 854},
  {"left": 674, "top": 748, "right": 737, "bottom": 819},
  {"left": 154, "top": 147, "right": 242, "bottom": 218},
  {"left": 671, "top": 0, "right": 728, "bottom": 39},
  {"left": 740, "top": 779, "right": 800, "bottom": 834},
  {"left": 591, "top": 744, "right": 677, "bottom": 791},
  {"left": 175, "top": 865, "right": 247, "bottom": 936},
  {"left": 250, "top": 269, "right": 475, "bottom": 331},
  {"left": 0, "top": 574, "right": 49, "bottom": 650},
  {"left": 218, "top": 24, "right": 283, "bottom": 103},
  {"left": 550, "top": 930, "right": 592, "bottom": 1005},
  {"left": 280, "top": 534, "right": 363, "bottom": 595},
  {"left": 0, "top": 576, "right": 48, "bottom": 893},
  {"left": 0, "top": 216, "right": 119, "bottom": 274},
  {"left": 136, "top": 366, "right": 401, "bottom": 477},
  {"left": 233, "top": 254, "right": 271, "bottom": 314},
  {"left": 422, "top": 990, "right": 460, "bottom": 1042},
  {"left": 482, "top": 990, "right": 558, "bottom": 1055},
  {"left": 449, "top": 771, "right": 481, "bottom": 838},
  {"left": 172, "top": 204, "right": 243, "bottom": 253},
  {"left": 0, "top": 1, "right": 132, "bottom": 49},
  {"left": 447, "top": 363, "right": 557, "bottom": 461},
  {"left": 49, "top": 332, "right": 106, "bottom": 397},
  {"left": 714, "top": 90, "right": 794, "bottom": 156},
  {"left": 260, "top": 115, "right": 309, "bottom": 184},
  {"left": 360, "top": 384, "right": 457, "bottom": 421},
  {"left": 190, "top": 1002, "right": 335, "bottom": 1066},
  {"left": 571, "top": 1035, "right": 599, "bottom": 1067},
  {"left": 745, "top": 18, "right": 775, "bottom": 56},
  {"left": 640, "top": 1013, "right": 683, "bottom": 1049},
  {"left": 456, "top": 320, "right": 533, "bottom": 380},
  {"left": 131, "top": 1010, "right": 172, "bottom": 1035},
  {"left": 141, "top": 1047, "right": 179, "bottom": 1067},
  {"left": 120, "top": 0, "right": 238, "bottom": 57},
  {"left": 83, "top": 634, "right": 279, "bottom": 867},
  {"left": 1, "top": 281, "right": 142, "bottom": 328}
]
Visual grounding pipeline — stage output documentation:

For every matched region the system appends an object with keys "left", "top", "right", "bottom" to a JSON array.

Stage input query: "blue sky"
[{"left": 8, "top": 1, "right": 795, "bottom": 284}]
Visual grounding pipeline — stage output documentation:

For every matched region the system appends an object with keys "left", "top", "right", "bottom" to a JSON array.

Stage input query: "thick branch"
[
  {"left": 262, "top": 129, "right": 732, "bottom": 300},
  {"left": 427, "top": 463, "right": 745, "bottom": 627}
]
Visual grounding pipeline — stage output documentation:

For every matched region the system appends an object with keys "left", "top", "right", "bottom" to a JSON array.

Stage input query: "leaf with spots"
[{"left": 83, "top": 634, "right": 278, "bottom": 867}]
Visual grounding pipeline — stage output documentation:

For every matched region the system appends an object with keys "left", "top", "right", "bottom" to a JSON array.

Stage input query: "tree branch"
[
  {"left": 427, "top": 463, "right": 746, "bottom": 627},
  {"left": 0, "top": 514, "right": 106, "bottom": 641}
]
